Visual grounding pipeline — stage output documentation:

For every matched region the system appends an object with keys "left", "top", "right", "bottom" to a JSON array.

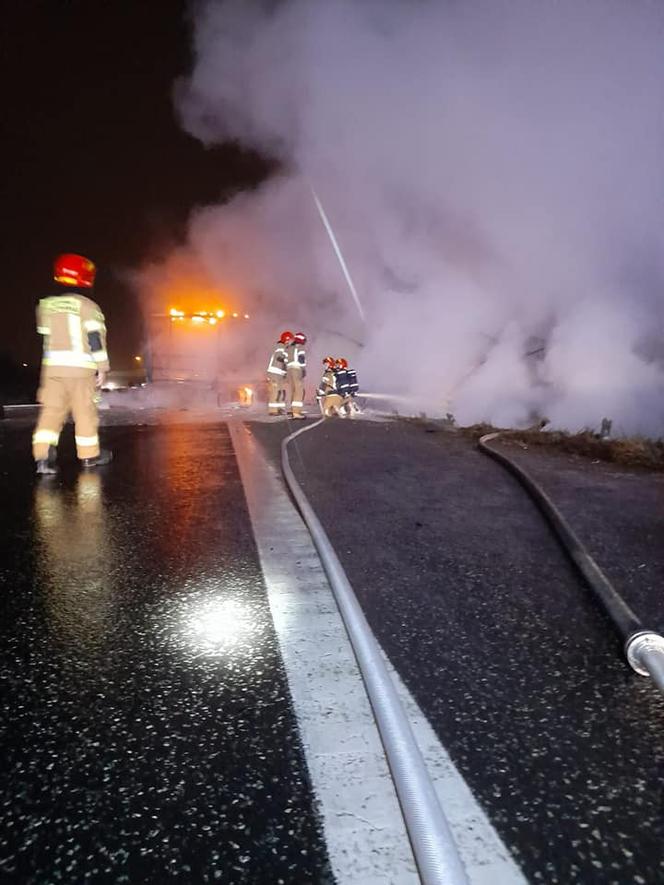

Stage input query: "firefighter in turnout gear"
[
  {"left": 335, "top": 358, "right": 361, "bottom": 417},
  {"left": 266, "top": 330, "right": 293, "bottom": 415},
  {"left": 316, "top": 356, "right": 344, "bottom": 417},
  {"left": 32, "top": 254, "right": 113, "bottom": 474},
  {"left": 287, "top": 332, "right": 307, "bottom": 418}
]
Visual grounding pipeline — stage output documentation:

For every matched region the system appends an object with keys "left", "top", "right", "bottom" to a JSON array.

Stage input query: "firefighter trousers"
[
  {"left": 267, "top": 374, "right": 287, "bottom": 414},
  {"left": 33, "top": 373, "right": 100, "bottom": 460},
  {"left": 287, "top": 367, "right": 305, "bottom": 416},
  {"left": 321, "top": 393, "right": 344, "bottom": 417},
  {"left": 342, "top": 396, "right": 361, "bottom": 417}
]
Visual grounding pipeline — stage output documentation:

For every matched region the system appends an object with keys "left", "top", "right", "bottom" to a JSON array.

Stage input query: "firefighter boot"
[
  {"left": 81, "top": 449, "right": 113, "bottom": 469},
  {"left": 36, "top": 445, "right": 58, "bottom": 475}
]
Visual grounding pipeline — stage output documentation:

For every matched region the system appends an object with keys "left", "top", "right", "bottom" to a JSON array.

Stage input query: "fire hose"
[
  {"left": 478, "top": 432, "right": 664, "bottom": 698},
  {"left": 282, "top": 418, "right": 469, "bottom": 885}
]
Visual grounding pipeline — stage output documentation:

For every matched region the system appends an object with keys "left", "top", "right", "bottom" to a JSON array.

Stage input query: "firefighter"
[
  {"left": 266, "top": 330, "right": 293, "bottom": 416},
  {"left": 334, "top": 358, "right": 350, "bottom": 399},
  {"left": 316, "top": 356, "right": 344, "bottom": 417},
  {"left": 286, "top": 331, "right": 307, "bottom": 418},
  {"left": 33, "top": 253, "right": 112, "bottom": 474},
  {"left": 336, "top": 357, "right": 361, "bottom": 416}
]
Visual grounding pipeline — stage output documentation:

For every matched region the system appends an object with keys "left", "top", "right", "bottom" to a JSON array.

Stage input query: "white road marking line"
[
  {"left": 386, "top": 659, "right": 527, "bottom": 884},
  {"left": 229, "top": 421, "right": 527, "bottom": 884}
]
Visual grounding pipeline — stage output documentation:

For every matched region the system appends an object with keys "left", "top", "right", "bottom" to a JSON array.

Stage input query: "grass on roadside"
[{"left": 460, "top": 423, "right": 664, "bottom": 472}]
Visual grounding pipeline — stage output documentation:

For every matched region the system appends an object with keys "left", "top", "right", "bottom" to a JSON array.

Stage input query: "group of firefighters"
[
  {"left": 266, "top": 330, "right": 360, "bottom": 419},
  {"left": 316, "top": 356, "right": 360, "bottom": 418},
  {"left": 266, "top": 330, "right": 308, "bottom": 418},
  {"left": 29, "top": 253, "right": 362, "bottom": 475}
]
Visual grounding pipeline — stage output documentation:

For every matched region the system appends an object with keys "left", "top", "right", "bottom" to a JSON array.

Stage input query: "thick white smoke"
[{"left": 172, "top": 0, "right": 664, "bottom": 434}]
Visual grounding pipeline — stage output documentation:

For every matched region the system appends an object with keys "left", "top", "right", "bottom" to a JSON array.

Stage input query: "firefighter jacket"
[
  {"left": 37, "top": 292, "right": 110, "bottom": 377},
  {"left": 287, "top": 342, "right": 306, "bottom": 373},
  {"left": 316, "top": 369, "right": 337, "bottom": 399},
  {"left": 335, "top": 367, "right": 350, "bottom": 397},
  {"left": 266, "top": 342, "right": 288, "bottom": 377}
]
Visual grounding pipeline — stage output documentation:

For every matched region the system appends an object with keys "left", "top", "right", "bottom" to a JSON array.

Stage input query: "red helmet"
[
  {"left": 54, "top": 253, "right": 96, "bottom": 288},
  {"left": 323, "top": 356, "right": 336, "bottom": 369},
  {"left": 279, "top": 330, "right": 294, "bottom": 344},
  {"left": 336, "top": 357, "right": 348, "bottom": 369},
  {"left": 294, "top": 332, "right": 307, "bottom": 344}
]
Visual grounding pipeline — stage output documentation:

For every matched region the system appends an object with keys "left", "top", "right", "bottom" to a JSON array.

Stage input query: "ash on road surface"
[{"left": 250, "top": 417, "right": 664, "bottom": 885}]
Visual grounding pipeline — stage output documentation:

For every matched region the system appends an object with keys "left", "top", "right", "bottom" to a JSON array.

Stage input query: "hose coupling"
[{"left": 624, "top": 630, "right": 664, "bottom": 677}]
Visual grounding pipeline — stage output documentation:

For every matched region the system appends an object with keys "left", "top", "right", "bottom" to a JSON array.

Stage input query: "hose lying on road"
[
  {"left": 478, "top": 431, "right": 664, "bottom": 698},
  {"left": 282, "top": 418, "right": 469, "bottom": 885}
]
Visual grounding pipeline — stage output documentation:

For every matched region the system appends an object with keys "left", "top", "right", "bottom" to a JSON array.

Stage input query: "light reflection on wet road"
[{"left": 0, "top": 422, "right": 331, "bottom": 884}]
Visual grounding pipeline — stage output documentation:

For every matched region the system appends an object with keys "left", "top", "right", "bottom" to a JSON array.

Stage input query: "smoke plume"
[{"left": 169, "top": 0, "right": 664, "bottom": 433}]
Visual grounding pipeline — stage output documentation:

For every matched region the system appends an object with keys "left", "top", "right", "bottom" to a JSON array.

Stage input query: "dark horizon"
[{"left": 1, "top": 1, "right": 271, "bottom": 372}]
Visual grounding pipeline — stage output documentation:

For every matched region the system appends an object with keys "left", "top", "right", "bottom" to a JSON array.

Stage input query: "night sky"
[{"left": 1, "top": 1, "right": 271, "bottom": 371}]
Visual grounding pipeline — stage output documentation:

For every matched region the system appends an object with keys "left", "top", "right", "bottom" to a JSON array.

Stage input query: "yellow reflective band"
[
  {"left": 83, "top": 319, "right": 105, "bottom": 332},
  {"left": 37, "top": 326, "right": 50, "bottom": 335},
  {"left": 75, "top": 435, "right": 99, "bottom": 447},
  {"left": 41, "top": 296, "right": 81, "bottom": 315},
  {"left": 43, "top": 350, "right": 96, "bottom": 368},
  {"left": 91, "top": 350, "right": 108, "bottom": 363},
  {"left": 68, "top": 314, "right": 84, "bottom": 352},
  {"left": 291, "top": 401, "right": 304, "bottom": 407},
  {"left": 33, "top": 430, "right": 60, "bottom": 445}
]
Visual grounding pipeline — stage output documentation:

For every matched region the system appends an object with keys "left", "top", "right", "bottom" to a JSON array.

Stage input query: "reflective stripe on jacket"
[
  {"left": 267, "top": 343, "right": 288, "bottom": 376},
  {"left": 37, "top": 292, "right": 110, "bottom": 376},
  {"left": 287, "top": 344, "right": 306, "bottom": 369}
]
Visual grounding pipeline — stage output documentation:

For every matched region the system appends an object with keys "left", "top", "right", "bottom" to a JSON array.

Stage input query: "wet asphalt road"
[
  {"left": 251, "top": 418, "right": 664, "bottom": 885},
  {"left": 0, "top": 421, "right": 330, "bottom": 884},
  {"left": 490, "top": 437, "right": 664, "bottom": 633}
]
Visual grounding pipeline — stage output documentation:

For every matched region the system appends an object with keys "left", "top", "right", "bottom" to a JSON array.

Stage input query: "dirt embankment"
[{"left": 399, "top": 416, "right": 664, "bottom": 472}]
